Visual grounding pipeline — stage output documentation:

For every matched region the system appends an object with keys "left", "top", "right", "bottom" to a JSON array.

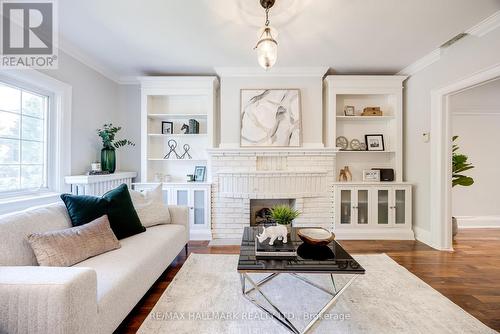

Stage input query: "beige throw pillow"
[
  {"left": 27, "top": 215, "right": 120, "bottom": 267},
  {"left": 129, "top": 185, "right": 171, "bottom": 227}
]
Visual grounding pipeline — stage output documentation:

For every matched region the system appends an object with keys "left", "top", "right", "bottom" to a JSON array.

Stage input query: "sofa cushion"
[
  {"left": 27, "top": 215, "right": 121, "bottom": 266},
  {"left": 59, "top": 193, "right": 107, "bottom": 227},
  {"left": 73, "top": 223, "right": 187, "bottom": 334},
  {"left": 61, "top": 184, "right": 146, "bottom": 239},
  {"left": 0, "top": 203, "right": 72, "bottom": 266},
  {"left": 129, "top": 184, "right": 171, "bottom": 227}
]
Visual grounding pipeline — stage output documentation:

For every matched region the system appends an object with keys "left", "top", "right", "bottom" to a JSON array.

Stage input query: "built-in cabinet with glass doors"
[
  {"left": 335, "top": 183, "right": 412, "bottom": 239},
  {"left": 133, "top": 183, "right": 211, "bottom": 240}
]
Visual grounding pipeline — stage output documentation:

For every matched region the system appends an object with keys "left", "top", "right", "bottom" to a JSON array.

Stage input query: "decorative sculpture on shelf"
[
  {"left": 256, "top": 225, "right": 288, "bottom": 245},
  {"left": 344, "top": 166, "right": 352, "bottom": 181},
  {"left": 179, "top": 144, "right": 192, "bottom": 160},
  {"left": 181, "top": 124, "right": 189, "bottom": 134},
  {"left": 338, "top": 166, "right": 352, "bottom": 182},
  {"left": 164, "top": 139, "right": 180, "bottom": 159}
]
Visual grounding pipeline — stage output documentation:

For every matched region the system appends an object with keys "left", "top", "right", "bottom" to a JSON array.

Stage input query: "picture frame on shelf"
[
  {"left": 363, "top": 169, "right": 381, "bottom": 182},
  {"left": 194, "top": 166, "right": 206, "bottom": 182},
  {"left": 365, "top": 134, "right": 385, "bottom": 151},
  {"left": 344, "top": 105, "right": 355, "bottom": 116},
  {"left": 162, "top": 121, "right": 173, "bottom": 134}
]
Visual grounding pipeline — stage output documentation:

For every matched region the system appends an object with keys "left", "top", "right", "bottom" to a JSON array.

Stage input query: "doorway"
[{"left": 430, "top": 64, "right": 500, "bottom": 250}]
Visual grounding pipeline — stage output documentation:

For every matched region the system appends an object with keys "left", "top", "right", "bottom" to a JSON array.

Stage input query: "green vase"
[{"left": 101, "top": 146, "right": 116, "bottom": 173}]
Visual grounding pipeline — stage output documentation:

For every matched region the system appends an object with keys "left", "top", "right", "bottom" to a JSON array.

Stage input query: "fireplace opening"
[{"left": 250, "top": 199, "right": 296, "bottom": 226}]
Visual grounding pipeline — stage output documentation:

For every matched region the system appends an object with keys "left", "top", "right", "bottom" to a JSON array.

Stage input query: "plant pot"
[
  {"left": 452, "top": 216, "right": 458, "bottom": 238},
  {"left": 101, "top": 147, "right": 116, "bottom": 173},
  {"left": 278, "top": 223, "right": 291, "bottom": 234}
]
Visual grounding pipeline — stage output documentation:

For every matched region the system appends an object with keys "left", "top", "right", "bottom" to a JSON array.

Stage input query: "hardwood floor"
[{"left": 115, "top": 229, "right": 500, "bottom": 333}]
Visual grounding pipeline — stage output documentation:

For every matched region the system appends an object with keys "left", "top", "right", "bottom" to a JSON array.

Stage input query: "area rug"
[{"left": 138, "top": 254, "right": 496, "bottom": 334}]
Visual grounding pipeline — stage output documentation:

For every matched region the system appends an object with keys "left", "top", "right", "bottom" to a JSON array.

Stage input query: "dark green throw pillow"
[{"left": 60, "top": 184, "right": 145, "bottom": 240}]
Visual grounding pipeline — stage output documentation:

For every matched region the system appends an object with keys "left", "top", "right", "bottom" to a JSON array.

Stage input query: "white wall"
[
  {"left": 41, "top": 51, "right": 119, "bottom": 175},
  {"left": 404, "top": 27, "right": 500, "bottom": 240},
  {"left": 450, "top": 79, "right": 500, "bottom": 221},
  {"left": 218, "top": 74, "right": 324, "bottom": 148},
  {"left": 116, "top": 84, "right": 141, "bottom": 176}
]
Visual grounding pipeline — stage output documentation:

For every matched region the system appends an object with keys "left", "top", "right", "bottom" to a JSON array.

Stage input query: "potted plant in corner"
[
  {"left": 97, "top": 124, "right": 135, "bottom": 173},
  {"left": 270, "top": 205, "right": 301, "bottom": 234},
  {"left": 452, "top": 136, "right": 475, "bottom": 237}
]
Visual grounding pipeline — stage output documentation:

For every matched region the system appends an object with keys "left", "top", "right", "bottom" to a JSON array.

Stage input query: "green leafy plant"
[
  {"left": 452, "top": 136, "right": 474, "bottom": 187},
  {"left": 97, "top": 123, "right": 135, "bottom": 149},
  {"left": 270, "top": 205, "right": 301, "bottom": 225}
]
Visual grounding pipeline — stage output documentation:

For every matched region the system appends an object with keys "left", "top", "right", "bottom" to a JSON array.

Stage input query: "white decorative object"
[
  {"left": 64, "top": 171, "right": 137, "bottom": 196},
  {"left": 240, "top": 89, "right": 301, "bottom": 147},
  {"left": 363, "top": 170, "right": 380, "bottom": 182},
  {"left": 90, "top": 162, "right": 101, "bottom": 172},
  {"left": 256, "top": 225, "right": 288, "bottom": 245}
]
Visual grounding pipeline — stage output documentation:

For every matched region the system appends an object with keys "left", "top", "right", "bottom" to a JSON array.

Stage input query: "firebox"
[{"left": 249, "top": 199, "right": 296, "bottom": 226}]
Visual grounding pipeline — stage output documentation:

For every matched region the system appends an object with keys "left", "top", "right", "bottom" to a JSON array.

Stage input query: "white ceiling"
[{"left": 58, "top": 0, "right": 500, "bottom": 80}]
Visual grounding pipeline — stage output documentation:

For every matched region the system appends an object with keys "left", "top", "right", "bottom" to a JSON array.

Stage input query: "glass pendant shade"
[{"left": 255, "top": 27, "right": 278, "bottom": 69}]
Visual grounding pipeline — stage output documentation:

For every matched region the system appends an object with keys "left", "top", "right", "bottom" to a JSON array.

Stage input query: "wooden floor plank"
[{"left": 115, "top": 229, "right": 500, "bottom": 333}]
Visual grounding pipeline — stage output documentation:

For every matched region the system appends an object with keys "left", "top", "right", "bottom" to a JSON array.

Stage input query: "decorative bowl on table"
[{"left": 297, "top": 228, "right": 335, "bottom": 246}]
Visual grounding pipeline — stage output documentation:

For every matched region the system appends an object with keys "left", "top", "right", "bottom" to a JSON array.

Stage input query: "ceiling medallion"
[{"left": 254, "top": 0, "right": 278, "bottom": 70}]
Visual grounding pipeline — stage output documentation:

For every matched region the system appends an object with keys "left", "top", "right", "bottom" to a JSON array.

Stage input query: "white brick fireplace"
[{"left": 208, "top": 148, "right": 336, "bottom": 239}]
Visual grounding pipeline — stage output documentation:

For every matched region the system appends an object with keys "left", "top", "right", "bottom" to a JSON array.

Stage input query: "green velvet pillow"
[{"left": 60, "top": 184, "right": 145, "bottom": 240}]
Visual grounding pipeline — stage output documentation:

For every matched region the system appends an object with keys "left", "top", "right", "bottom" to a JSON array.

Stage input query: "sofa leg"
[{"left": 185, "top": 244, "right": 188, "bottom": 256}]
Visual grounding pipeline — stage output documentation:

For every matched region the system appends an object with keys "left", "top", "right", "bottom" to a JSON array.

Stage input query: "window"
[{"left": 0, "top": 81, "right": 49, "bottom": 195}]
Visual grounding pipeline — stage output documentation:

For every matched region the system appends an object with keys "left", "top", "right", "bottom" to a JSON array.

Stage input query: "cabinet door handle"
[{"left": 352, "top": 206, "right": 358, "bottom": 209}]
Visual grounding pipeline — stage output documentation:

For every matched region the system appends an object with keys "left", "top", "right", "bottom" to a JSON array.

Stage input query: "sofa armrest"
[
  {"left": 0, "top": 266, "right": 98, "bottom": 334},
  {"left": 168, "top": 205, "right": 189, "bottom": 243}
]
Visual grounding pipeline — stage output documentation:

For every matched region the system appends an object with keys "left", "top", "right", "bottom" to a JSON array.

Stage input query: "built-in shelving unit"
[
  {"left": 324, "top": 75, "right": 413, "bottom": 240},
  {"left": 324, "top": 75, "right": 406, "bottom": 182},
  {"left": 140, "top": 76, "right": 219, "bottom": 183}
]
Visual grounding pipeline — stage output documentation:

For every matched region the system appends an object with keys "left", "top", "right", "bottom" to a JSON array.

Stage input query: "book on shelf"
[{"left": 255, "top": 238, "right": 297, "bottom": 258}]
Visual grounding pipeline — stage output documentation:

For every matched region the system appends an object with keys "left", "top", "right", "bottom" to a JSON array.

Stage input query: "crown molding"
[
  {"left": 397, "top": 10, "right": 500, "bottom": 77},
  {"left": 117, "top": 76, "right": 140, "bottom": 85},
  {"left": 466, "top": 10, "right": 500, "bottom": 37},
  {"left": 214, "top": 66, "right": 329, "bottom": 78},
  {"left": 396, "top": 49, "right": 441, "bottom": 76},
  {"left": 58, "top": 37, "right": 122, "bottom": 84}
]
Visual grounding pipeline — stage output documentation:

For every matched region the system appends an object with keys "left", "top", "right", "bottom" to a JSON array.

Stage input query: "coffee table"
[{"left": 238, "top": 227, "right": 365, "bottom": 334}]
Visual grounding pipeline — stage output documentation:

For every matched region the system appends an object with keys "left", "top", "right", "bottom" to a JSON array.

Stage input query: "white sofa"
[{"left": 0, "top": 202, "right": 189, "bottom": 334}]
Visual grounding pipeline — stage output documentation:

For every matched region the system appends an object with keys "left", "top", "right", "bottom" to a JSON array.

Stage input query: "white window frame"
[{"left": 0, "top": 69, "right": 72, "bottom": 214}]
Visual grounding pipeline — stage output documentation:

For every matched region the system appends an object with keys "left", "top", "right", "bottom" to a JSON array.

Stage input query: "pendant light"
[{"left": 254, "top": 0, "right": 277, "bottom": 70}]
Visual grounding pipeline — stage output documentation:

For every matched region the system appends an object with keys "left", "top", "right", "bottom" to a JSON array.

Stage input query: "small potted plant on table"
[{"left": 270, "top": 205, "right": 301, "bottom": 234}]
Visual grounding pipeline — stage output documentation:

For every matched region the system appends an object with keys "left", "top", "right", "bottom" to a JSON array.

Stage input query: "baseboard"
[{"left": 456, "top": 215, "right": 500, "bottom": 228}]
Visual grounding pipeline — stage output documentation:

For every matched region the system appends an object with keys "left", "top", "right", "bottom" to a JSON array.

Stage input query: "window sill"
[{"left": 0, "top": 192, "right": 61, "bottom": 216}]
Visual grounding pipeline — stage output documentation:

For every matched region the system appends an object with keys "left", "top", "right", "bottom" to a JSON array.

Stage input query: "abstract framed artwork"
[{"left": 240, "top": 89, "right": 301, "bottom": 147}]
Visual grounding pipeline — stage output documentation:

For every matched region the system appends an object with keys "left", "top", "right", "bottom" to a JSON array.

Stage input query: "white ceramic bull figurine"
[{"left": 256, "top": 225, "right": 288, "bottom": 245}]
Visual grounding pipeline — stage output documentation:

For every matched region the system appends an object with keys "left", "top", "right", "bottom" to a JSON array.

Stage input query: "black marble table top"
[{"left": 237, "top": 227, "right": 366, "bottom": 274}]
